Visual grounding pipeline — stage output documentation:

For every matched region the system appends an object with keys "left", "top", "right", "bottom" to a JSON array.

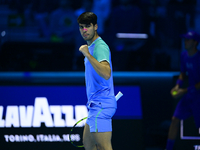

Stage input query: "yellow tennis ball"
[{"left": 172, "top": 91, "right": 177, "bottom": 95}]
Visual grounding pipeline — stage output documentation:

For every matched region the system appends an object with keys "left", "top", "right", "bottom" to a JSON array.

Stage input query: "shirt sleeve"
[{"left": 93, "top": 44, "right": 110, "bottom": 64}]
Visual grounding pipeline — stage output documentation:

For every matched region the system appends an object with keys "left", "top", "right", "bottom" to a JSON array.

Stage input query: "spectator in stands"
[
  {"left": 92, "top": 0, "right": 111, "bottom": 35},
  {"left": 49, "top": 0, "right": 77, "bottom": 43}
]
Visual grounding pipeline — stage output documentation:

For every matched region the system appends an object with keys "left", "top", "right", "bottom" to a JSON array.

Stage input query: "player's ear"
[{"left": 95, "top": 24, "right": 98, "bottom": 31}]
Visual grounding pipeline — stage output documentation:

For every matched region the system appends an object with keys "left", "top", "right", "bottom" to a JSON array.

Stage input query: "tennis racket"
[{"left": 69, "top": 91, "right": 123, "bottom": 148}]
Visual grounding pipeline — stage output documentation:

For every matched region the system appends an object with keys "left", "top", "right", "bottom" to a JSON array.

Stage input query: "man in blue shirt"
[
  {"left": 166, "top": 31, "right": 200, "bottom": 150},
  {"left": 77, "top": 12, "right": 116, "bottom": 150}
]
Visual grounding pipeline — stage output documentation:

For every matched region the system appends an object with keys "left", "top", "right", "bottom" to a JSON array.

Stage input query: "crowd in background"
[{"left": 0, "top": 0, "right": 199, "bottom": 71}]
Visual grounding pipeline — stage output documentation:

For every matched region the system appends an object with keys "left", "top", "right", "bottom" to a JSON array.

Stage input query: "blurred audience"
[
  {"left": 92, "top": 0, "right": 111, "bottom": 35},
  {"left": 75, "top": 0, "right": 93, "bottom": 17},
  {"left": 29, "top": 0, "right": 58, "bottom": 38},
  {"left": 0, "top": 0, "right": 199, "bottom": 71},
  {"left": 153, "top": 0, "right": 196, "bottom": 71},
  {"left": 33, "top": 0, "right": 77, "bottom": 43},
  {"left": 194, "top": 0, "right": 200, "bottom": 34},
  {"left": 49, "top": 0, "right": 77, "bottom": 43},
  {"left": 165, "top": 0, "right": 195, "bottom": 49}
]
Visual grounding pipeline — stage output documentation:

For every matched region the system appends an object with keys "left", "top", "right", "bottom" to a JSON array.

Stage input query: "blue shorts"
[
  {"left": 173, "top": 93, "right": 200, "bottom": 127},
  {"left": 86, "top": 102, "right": 116, "bottom": 132}
]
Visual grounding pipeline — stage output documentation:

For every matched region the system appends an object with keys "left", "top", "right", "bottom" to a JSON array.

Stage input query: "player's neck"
[{"left": 87, "top": 32, "right": 99, "bottom": 46}]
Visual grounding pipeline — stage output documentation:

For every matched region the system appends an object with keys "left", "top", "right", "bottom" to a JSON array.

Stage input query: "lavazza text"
[{"left": 0, "top": 97, "right": 88, "bottom": 128}]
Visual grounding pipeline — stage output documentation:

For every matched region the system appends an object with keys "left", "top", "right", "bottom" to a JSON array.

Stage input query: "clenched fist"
[{"left": 79, "top": 45, "right": 90, "bottom": 57}]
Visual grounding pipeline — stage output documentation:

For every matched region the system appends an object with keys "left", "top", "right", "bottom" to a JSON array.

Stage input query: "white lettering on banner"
[
  {"left": 50, "top": 106, "right": 65, "bottom": 127},
  {"left": 33, "top": 97, "right": 54, "bottom": 127},
  {"left": 62, "top": 105, "right": 76, "bottom": 127},
  {"left": 19, "top": 106, "right": 33, "bottom": 127},
  {"left": 75, "top": 105, "right": 88, "bottom": 127},
  {"left": 5, "top": 106, "right": 19, "bottom": 127},
  {"left": 0, "top": 106, "right": 4, "bottom": 127},
  {"left": 0, "top": 97, "right": 88, "bottom": 128},
  {"left": 4, "top": 134, "right": 80, "bottom": 142},
  {"left": 4, "top": 134, "right": 35, "bottom": 142},
  {"left": 37, "top": 134, "right": 62, "bottom": 142}
]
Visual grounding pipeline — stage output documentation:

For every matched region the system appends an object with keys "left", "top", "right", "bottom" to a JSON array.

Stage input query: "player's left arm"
[{"left": 79, "top": 45, "right": 111, "bottom": 80}]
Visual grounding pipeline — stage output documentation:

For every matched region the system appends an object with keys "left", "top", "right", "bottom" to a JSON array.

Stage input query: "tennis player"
[
  {"left": 77, "top": 12, "right": 117, "bottom": 150},
  {"left": 165, "top": 31, "right": 200, "bottom": 150}
]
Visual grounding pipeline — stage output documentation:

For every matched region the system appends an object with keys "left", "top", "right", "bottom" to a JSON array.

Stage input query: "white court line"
[{"left": 180, "top": 120, "right": 200, "bottom": 140}]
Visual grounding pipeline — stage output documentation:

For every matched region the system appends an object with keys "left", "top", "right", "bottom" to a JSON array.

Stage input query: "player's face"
[
  {"left": 79, "top": 23, "right": 97, "bottom": 42},
  {"left": 184, "top": 39, "right": 196, "bottom": 50}
]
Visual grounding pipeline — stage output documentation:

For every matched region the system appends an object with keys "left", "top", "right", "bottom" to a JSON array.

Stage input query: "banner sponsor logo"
[{"left": 0, "top": 97, "right": 88, "bottom": 128}]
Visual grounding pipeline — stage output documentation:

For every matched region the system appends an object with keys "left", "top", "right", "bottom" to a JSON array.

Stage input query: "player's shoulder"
[
  {"left": 95, "top": 37, "right": 106, "bottom": 45},
  {"left": 95, "top": 38, "right": 109, "bottom": 50}
]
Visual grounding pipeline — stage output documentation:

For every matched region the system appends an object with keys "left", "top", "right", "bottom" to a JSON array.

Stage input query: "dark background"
[
  {"left": 0, "top": 0, "right": 200, "bottom": 149},
  {"left": 0, "top": 0, "right": 200, "bottom": 72}
]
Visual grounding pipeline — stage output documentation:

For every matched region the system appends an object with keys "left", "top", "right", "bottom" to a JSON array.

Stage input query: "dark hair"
[{"left": 77, "top": 12, "right": 97, "bottom": 25}]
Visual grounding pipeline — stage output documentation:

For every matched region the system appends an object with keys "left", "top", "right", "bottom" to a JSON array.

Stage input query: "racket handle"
[{"left": 115, "top": 91, "right": 123, "bottom": 101}]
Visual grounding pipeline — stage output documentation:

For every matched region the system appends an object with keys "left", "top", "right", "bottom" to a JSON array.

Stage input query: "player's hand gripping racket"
[{"left": 69, "top": 91, "right": 123, "bottom": 148}]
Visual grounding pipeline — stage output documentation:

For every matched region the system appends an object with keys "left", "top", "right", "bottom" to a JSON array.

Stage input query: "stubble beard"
[{"left": 83, "top": 31, "right": 96, "bottom": 42}]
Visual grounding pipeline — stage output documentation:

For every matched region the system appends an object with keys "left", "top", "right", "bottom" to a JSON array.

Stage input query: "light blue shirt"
[{"left": 84, "top": 37, "right": 117, "bottom": 108}]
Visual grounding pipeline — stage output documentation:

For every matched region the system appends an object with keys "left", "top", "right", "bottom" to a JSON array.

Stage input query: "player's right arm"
[{"left": 79, "top": 45, "right": 111, "bottom": 80}]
